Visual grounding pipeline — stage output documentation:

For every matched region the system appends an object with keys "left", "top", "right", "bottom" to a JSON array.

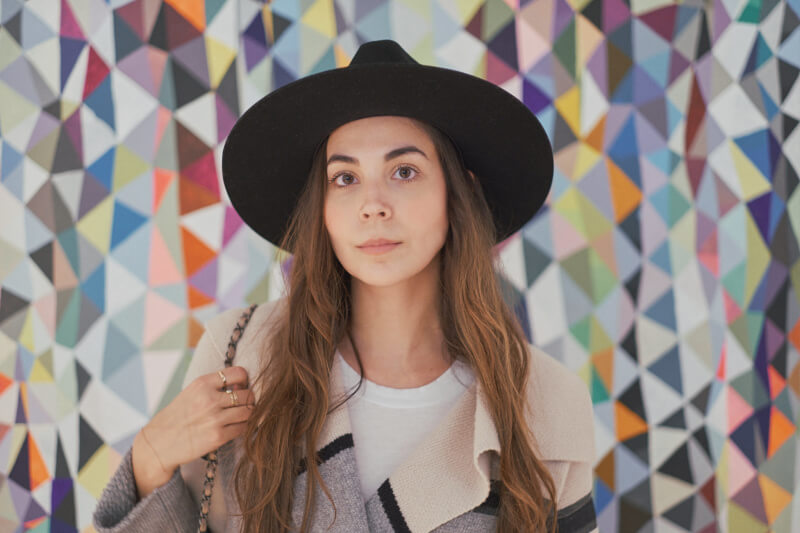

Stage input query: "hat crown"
[{"left": 349, "top": 39, "right": 419, "bottom": 67}]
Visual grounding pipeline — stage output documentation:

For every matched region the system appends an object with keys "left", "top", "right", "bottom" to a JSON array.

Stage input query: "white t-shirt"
[{"left": 336, "top": 350, "right": 476, "bottom": 500}]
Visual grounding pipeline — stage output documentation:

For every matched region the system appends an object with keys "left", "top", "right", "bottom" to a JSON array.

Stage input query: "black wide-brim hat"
[{"left": 222, "top": 39, "right": 553, "bottom": 251}]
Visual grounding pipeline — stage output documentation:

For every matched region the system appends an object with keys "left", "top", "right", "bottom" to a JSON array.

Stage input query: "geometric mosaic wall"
[{"left": 0, "top": 0, "right": 798, "bottom": 531}]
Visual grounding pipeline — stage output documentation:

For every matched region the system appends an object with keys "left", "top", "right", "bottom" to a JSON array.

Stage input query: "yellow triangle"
[
  {"left": 454, "top": 0, "right": 483, "bottom": 24},
  {"left": 0, "top": 80, "right": 38, "bottom": 133},
  {"left": 78, "top": 444, "right": 119, "bottom": 499},
  {"left": 301, "top": 0, "right": 336, "bottom": 39},
  {"left": 334, "top": 44, "right": 351, "bottom": 67},
  {"left": 17, "top": 309, "right": 35, "bottom": 353},
  {"left": 61, "top": 100, "right": 81, "bottom": 121},
  {"left": 573, "top": 141, "right": 602, "bottom": 179},
  {"left": 205, "top": 36, "right": 236, "bottom": 89},
  {"left": 743, "top": 207, "right": 770, "bottom": 306},
  {"left": 397, "top": 0, "right": 431, "bottom": 18},
  {"left": 29, "top": 358, "right": 53, "bottom": 382},
  {"left": 113, "top": 145, "right": 149, "bottom": 191},
  {"left": 729, "top": 140, "right": 770, "bottom": 200},
  {"left": 554, "top": 85, "right": 581, "bottom": 137},
  {"left": 76, "top": 196, "right": 113, "bottom": 254}
]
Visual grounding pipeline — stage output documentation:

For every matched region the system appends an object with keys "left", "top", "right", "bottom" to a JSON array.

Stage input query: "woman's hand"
[{"left": 131, "top": 366, "right": 255, "bottom": 499}]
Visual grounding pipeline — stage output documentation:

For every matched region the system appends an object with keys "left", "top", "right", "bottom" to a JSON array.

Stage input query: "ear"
[{"left": 467, "top": 169, "right": 477, "bottom": 182}]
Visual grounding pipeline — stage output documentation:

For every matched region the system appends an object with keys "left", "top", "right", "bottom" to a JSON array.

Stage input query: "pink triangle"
[
  {"left": 639, "top": 6, "right": 676, "bottom": 42},
  {"left": 726, "top": 440, "right": 757, "bottom": 496},
  {"left": 486, "top": 50, "right": 518, "bottom": 85},
  {"left": 146, "top": 46, "right": 168, "bottom": 96},
  {"left": 550, "top": 209, "right": 587, "bottom": 259},
  {"left": 603, "top": 0, "right": 631, "bottom": 33},
  {"left": 730, "top": 476, "right": 767, "bottom": 522},
  {"left": 154, "top": 106, "right": 172, "bottom": 153},
  {"left": 727, "top": 386, "right": 754, "bottom": 434},
  {"left": 216, "top": 94, "right": 237, "bottom": 144},
  {"left": 222, "top": 205, "right": 244, "bottom": 246},
  {"left": 182, "top": 152, "right": 219, "bottom": 195},
  {"left": 60, "top": 0, "right": 85, "bottom": 40},
  {"left": 143, "top": 290, "right": 184, "bottom": 346},
  {"left": 517, "top": 20, "right": 549, "bottom": 72},
  {"left": 33, "top": 292, "right": 57, "bottom": 338},
  {"left": 149, "top": 226, "right": 183, "bottom": 286}
]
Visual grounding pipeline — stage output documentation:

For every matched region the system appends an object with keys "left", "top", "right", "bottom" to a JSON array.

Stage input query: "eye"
[
  {"left": 328, "top": 172, "right": 357, "bottom": 187},
  {"left": 394, "top": 165, "right": 419, "bottom": 182}
]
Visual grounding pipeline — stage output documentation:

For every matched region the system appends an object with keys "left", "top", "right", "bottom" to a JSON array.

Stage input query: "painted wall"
[{"left": 0, "top": 0, "right": 798, "bottom": 531}]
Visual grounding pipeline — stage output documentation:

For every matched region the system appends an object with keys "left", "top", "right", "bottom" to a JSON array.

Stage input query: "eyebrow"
[{"left": 326, "top": 146, "right": 428, "bottom": 166}]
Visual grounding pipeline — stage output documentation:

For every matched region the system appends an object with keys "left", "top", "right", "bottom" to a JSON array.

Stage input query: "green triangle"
[
  {"left": 588, "top": 249, "right": 617, "bottom": 304},
  {"left": 482, "top": 0, "right": 514, "bottom": 42},
  {"left": 158, "top": 57, "right": 177, "bottom": 111},
  {"left": 154, "top": 118, "right": 179, "bottom": 171},
  {"left": 591, "top": 366, "right": 610, "bottom": 402},
  {"left": 156, "top": 348, "right": 194, "bottom": 412},
  {"left": 247, "top": 271, "right": 271, "bottom": 305},
  {"left": 205, "top": 0, "right": 226, "bottom": 24},
  {"left": 55, "top": 289, "right": 81, "bottom": 348},
  {"left": 149, "top": 316, "right": 188, "bottom": 350},
  {"left": 758, "top": 430, "right": 795, "bottom": 492},
  {"left": 737, "top": 0, "right": 762, "bottom": 23},
  {"left": 730, "top": 370, "right": 770, "bottom": 410},
  {"left": 728, "top": 501, "right": 767, "bottom": 532},
  {"left": 553, "top": 18, "right": 576, "bottom": 80},
  {"left": 722, "top": 262, "right": 746, "bottom": 308},
  {"left": 570, "top": 315, "right": 592, "bottom": 350},
  {"left": 562, "top": 248, "right": 594, "bottom": 302}
]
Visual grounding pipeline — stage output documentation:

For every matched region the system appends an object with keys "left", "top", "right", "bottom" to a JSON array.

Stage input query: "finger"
[
  {"left": 218, "top": 421, "right": 248, "bottom": 443},
  {"left": 219, "top": 388, "right": 254, "bottom": 409},
  {"left": 220, "top": 405, "right": 255, "bottom": 426},
  {"left": 204, "top": 366, "right": 249, "bottom": 390}
]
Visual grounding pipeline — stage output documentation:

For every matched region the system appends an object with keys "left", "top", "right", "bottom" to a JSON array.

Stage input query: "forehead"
[{"left": 326, "top": 116, "right": 433, "bottom": 155}]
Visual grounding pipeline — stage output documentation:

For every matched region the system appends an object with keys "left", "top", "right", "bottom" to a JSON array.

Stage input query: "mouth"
[{"left": 356, "top": 241, "right": 402, "bottom": 254}]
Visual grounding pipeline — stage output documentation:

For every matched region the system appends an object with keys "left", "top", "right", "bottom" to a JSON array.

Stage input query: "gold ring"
[
  {"left": 218, "top": 370, "right": 227, "bottom": 387},
  {"left": 225, "top": 388, "right": 239, "bottom": 407}
]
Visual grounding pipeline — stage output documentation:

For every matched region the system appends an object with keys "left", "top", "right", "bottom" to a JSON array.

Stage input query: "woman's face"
[{"left": 323, "top": 116, "right": 448, "bottom": 288}]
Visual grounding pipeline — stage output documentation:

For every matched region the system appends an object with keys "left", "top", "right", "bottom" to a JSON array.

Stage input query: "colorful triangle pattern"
[{"left": 0, "top": 0, "right": 799, "bottom": 531}]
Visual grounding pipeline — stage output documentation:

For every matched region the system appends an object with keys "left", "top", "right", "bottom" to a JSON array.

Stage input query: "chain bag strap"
[{"left": 197, "top": 303, "right": 259, "bottom": 533}]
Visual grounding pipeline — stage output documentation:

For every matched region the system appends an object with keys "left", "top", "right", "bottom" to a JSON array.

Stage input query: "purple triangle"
[
  {"left": 172, "top": 36, "right": 209, "bottom": 87},
  {"left": 189, "top": 257, "right": 217, "bottom": 295}
]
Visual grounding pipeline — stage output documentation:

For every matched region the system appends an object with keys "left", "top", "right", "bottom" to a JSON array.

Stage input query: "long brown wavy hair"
[{"left": 232, "top": 118, "right": 559, "bottom": 532}]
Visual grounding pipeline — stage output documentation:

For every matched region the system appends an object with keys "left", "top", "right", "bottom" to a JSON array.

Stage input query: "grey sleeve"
[{"left": 92, "top": 446, "right": 198, "bottom": 532}]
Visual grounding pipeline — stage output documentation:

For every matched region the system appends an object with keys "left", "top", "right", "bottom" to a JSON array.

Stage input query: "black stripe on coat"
[
  {"left": 296, "top": 433, "right": 354, "bottom": 476},
  {"left": 555, "top": 492, "right": 597, "bottom": 533},
  {"left": 377, "top": 480, "right": 411, "bottom": 533}
]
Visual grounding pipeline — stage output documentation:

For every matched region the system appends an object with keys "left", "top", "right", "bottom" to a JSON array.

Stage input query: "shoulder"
[
  {"left": 524, "top": 343, "right": 595, "bottom": 463},
  {"left": 183, "top": 297, "right": 288, "bottom": 390}
]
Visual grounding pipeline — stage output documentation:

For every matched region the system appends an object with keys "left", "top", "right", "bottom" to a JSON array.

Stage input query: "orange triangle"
[
  {"left": 788, "top": 317, "right": 800, "bottom": 353},
  {"left": 179, "top": 176, "right": 218, "bottom": 215},
  {"left": 758, "top": 473, "right": 792, "bottom": 525},
  {"left": 0, "top": 373, "right": 11, "bottom": 396},
  {"left": 716, "top": 345, "right": 726, "bottom": 381},
  {"left": 181, "top": 227, "right": 215, "bottom": 276},
  {"left": 188, "top": 284, "right": 214, "bottom": 309},
  {"left": 188, "top": 315, "right": 205, "bottom": 347},
  {"left": 615, "top": 401, "right": 648, "bottom": 441},
  {"left": 165, "top": 0, "right": 205, "bottom": 31},
  {"left": 28, "top": 432, "right": 50, "bottom": 491},
  {"left": 606, "top": 158, "right": 641, "bottom": 223},
  {"left": 594, "top": 449, "right": 614, "bottom": 490},
  {"left": 767, "top": 365, "right": 786, "bottom": 400},
  {"left": 584, "top": 115, "right": 605, "bottom": 152},
  {"left": 153, "top": 168, "right": 176, "bottom": 213},
  {"left": 592, "top": 347, "right": 614, "bottom": 393},
  {"left": 767, "top": 406, "right": 795, "bottom": 459}
]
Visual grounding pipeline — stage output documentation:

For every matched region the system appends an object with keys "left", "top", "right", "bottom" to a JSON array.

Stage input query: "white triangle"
[
  {"left": 142, "top": 349, "right": 184, "bottom": 414},
  {"left": 708, "top": 84, "right": 768, "bottom": 138},
  {"left": 52, "top": 170, "right": 84, "bottom": 223},
  {"left": 73, "top": 314, "right": 108, "bottom": 378},
  {"left": 26, "top": 0, "right": 61, "bottom": 33},
  {"left": 56, "top": 410, "right": 80, "bottom": 477},
  {"left": 87, "top": 1, "right": 115, "bottom": 66},
  {"left": 390, "top": 1, "right": 430, "bottom": 52},
  {"left": 80, "top": 103, "right": 116, "bottom": 166},
  {"left": 206, "top": 0, "right": 239, "bottom": 50},
  {"left": 651, "top": 471, "right": 696, "bottom": 516},
  {"left": 111, "top": 68, "right": 158, "bottom": 141},
  {"left": 704, "top": 382, "right": 728, "bottom": 436},
  {"left": 635, "top": 314, "right": 677, "bottom": 367},
  {"left": 437, "top": 30, "right": 485, "bottom": 73},
  {"left": 219, "top": 251, "right": 248, "bottom": 297},
  {"left": 25, "top": 39, "right": 61, "bottom": 98},
  {"left": 526, "top": 264, "right": 566, "bottom": 346},
  {"left": 0, "top": 185, "right": 25, "bottom": 250},
  {"left": 712, "top": 23, "right": 757, "bottom": 80},
  {"left": 23, "top": 155, "right": 51, "bottom": 203},
  {"left": 79, "top": 379, "right": 148, "bottom": 444},
  {"left": 0, "top": 92, "right": 40, "bottom": 154},
  {"left": 678, "top": 338, "right": 713, "bottom": 401},
  {"left": 181, "top": 203, "right": 225, "bottom": 251},
  {"left": 673, "top": 260, "right": 708, "bottom": 333},
  {"left": 497, "top": 234, "right": 526, "bottom": 292},
  {"left": 612, "top": 346, "right": 639, "bottom": 396},
  {"left": 174, "top": 92, "right": 218, "bottom": 148},
  {"left": 581, "top": 69, "right": 608, "bottom": 137},
  {"left": 724, "top": 329, "right": 753, "bottom": 380},
  {"left": 649, "top": 425, "right": 688, "bottom": 470},
  {"left": 641, "top": 367, "right": 684, "bottom": 423},
  {"left": 105, "top": 255, "right": 147, "bottom": 315}
]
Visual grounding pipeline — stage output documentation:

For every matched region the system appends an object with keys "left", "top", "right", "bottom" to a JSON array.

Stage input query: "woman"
[{"left": 93, "top": 40, "right": 597, "bottom": 532}]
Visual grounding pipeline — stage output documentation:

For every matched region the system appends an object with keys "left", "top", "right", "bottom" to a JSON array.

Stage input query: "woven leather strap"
[{"left": 197, "top": 303, "right": 259, "bottom": 532}]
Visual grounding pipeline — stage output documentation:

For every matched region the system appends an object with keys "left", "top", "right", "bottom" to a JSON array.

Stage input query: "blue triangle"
[
  {"left": 82, "top": 262, "right": 105, "bottom": 313},
  {"left": 648, "top": 239, "right": 672, "bottom": 275},
  {"left": 60, "top": 37, "right": 85, "bottom": 91},
  {"left": 271, "top": 23, "right": 301, "bottom": 79},
  {"left": 84, "top": 76, "right": 115, "bottom": 130},
  {"left": 87, "top": 148, "right": 114, "bottom": 192},
  {"left": 106, "top": 354, "right": 148, "bottom": 415},
  {"left": 110, "top": 221, "right": 151, "bottom": 283},
  {"left": 310, "top": 45, "right": 337, "bottom": 74},
  {"left": 103, "top": 321, "right": 138, "bottom": 380},
  {"left": 20, "top": 6, "right": 54, "bottom": 50},
  {"left": 734, "top": 129, "right": 772, "bottom": 178},
  {"left": 647, "top": 345, "right": 682, "bottom": 394},
  {"left": 110, "top": 201, "right": 147, "bottom": 249},
  {"left": 271, "top": 0, "right": 301, "bottom": 21},
  {"left": 1, "top": 139, "right": 23, "bottom": 179},
  {"left": 112, "top": 11, "right": 142, "bottom": 62},
  {"left": 355, "top": 1, "right": 391, "bottom": 42},
  {"left": 644, "top": 288, "right": 676, "bottom": 330},
  {"left": 640, "top": 51, "right": 670, "bottom": 87}
]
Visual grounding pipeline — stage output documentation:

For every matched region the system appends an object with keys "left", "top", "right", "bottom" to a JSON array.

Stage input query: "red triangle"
[
  {"left": 83, "top": 47, "right": 110, "bottom": 100},
  {"left": 486, "top": 50, "right": 517, "bottom": 85},
  {"left": 182, "top": 151, "right": 219, "bottom": 196},
  {"left": 639, "top": 6, "right": 676, "bottom": 42},
  {"left": 116, "top": 0, "right": 147, "bottom": 40}
]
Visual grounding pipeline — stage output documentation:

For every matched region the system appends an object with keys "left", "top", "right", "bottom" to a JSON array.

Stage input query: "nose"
[{"left": 359, "top": 182, "right": 392, "bottom": 221}]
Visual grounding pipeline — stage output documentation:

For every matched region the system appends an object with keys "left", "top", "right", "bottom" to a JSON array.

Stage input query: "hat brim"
[{"left": 221, "top": 63, "right": 553, "bottom": 250}]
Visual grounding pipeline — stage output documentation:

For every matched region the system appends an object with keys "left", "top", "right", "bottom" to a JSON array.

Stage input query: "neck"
[{"left": 341, "top": 264, "right": 451, "bottom": 388}]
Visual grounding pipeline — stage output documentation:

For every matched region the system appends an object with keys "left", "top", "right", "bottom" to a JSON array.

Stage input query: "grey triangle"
[{"left": 153, "top": 118, "right": 179, "bottom": 171}]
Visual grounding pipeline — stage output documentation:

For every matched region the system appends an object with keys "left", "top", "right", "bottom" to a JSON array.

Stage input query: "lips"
[{"left": 357, "top": 238, "right": 401, "bottom": 247}]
